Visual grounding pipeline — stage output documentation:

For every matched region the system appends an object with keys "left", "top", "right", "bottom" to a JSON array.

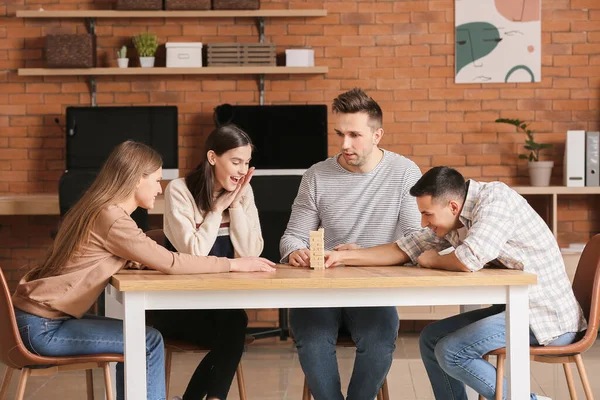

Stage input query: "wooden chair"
[
  {"left": 0, "top": 267, "right": 123, "bottom": 400},
  {"left": 480, "top": 234, "right": 600, "bottom": 400},
  {"left": 145, "top": 229, "right": 253, "bottom": 400},
  {"left": 299, "top": 333, "right": 390, "bottom": 400}
]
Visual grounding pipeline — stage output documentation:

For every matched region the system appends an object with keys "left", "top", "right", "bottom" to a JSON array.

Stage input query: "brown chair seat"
[
  {"left": 480, "top": 234, "right": 600, "bottom": 400},
  {"left": 0, "top": 267, "right": 123, "bottom": 400}
]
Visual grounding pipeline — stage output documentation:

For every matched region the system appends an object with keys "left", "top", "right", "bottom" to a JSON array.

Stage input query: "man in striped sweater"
[{"left": 280, "top": 88, "right": 422, "bottom": 400}]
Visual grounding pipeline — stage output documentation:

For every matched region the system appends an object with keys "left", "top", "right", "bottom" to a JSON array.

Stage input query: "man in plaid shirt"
[{"left": 325, "top": 166, "right": 586, "bottom": 400}]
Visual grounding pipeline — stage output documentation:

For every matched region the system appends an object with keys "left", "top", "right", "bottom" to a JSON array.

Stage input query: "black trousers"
[{"left": 147, "top": 309, "right": 248, "bottom": 400}]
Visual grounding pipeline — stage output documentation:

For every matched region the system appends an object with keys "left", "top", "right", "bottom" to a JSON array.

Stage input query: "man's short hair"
[
  {"left": 410, "top": 166, "right": 467, "bottom": 203},
  {"left": 332, "top": 88, "right": 383, "bottom": 130}
]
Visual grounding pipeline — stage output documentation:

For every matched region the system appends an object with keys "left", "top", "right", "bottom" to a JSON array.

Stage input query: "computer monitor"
[
  {"left": 65, "top": 106, "right": 179, "bottom": 179},
  {"left": 214, "top": 104, "right": 328, "bottom": 174}
]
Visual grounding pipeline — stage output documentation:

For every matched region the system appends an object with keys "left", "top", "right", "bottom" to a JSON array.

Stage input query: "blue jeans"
[
  {"left": 419, "top": 305, "right": 577, "bottom": 400},
  {"left": 15, "top": 308, "right": 166, "bottom": 400},
  {"left": 290, "top": 307, "right": 399, "bottom": 400}
]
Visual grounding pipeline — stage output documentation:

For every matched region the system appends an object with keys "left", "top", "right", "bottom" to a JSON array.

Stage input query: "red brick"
[
  {"left": 468, "top": 154, "right": 501, "bottom": 165},
  {"left": 431, "top": 155, "right": 466, "bottom": 166}
]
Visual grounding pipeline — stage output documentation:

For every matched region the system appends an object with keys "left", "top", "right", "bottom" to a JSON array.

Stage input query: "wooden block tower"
[{"left": 309, "top": 228, "right": 325, "bottom": 270}]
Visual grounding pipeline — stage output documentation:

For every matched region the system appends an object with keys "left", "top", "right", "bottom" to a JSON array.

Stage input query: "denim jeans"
[
  {"left": 15, "top": 308, "right": 166, "bottom": 400},
  {"left": 290, "top": 307, "right": 399, "bottom": 400},
  {"left": 419, "top": 305, "right": 577, "bottom": 400}
]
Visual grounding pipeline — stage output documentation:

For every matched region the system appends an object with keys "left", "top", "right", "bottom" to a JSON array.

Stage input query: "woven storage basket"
[
  {"left": 45, "top": 34, "right": 96, "bottom": 68},
  {"left": 116, "top": 0, "right": 162, "bottom": 10},
  {"left": 207, "top": 43, "right": 275, "bottom": 66},
  {"left": 212, "top": 0, "right": 259, "bottom": 10},
  {"left": 165, "top": 0, "right": 210, "bottom": 9}
]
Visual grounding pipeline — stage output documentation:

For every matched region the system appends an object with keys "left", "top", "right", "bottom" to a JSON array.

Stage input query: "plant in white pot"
[
  {"left": 116, "top": 45, "right": 129, "bottom": 68},
  {"left": 133, "top": 33, "right": 158, "bottom": 68},
  {"left": 496, "top": 118, "right": 554, "bottom": 187}
]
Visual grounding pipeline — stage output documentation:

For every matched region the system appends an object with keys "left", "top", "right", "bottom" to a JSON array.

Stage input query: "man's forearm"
[
  {"left": 338, "top": 243, "right": 411, "bottom": 266},
  {"left": 430, "top": 252, "right": 471, "bottom": 272}
]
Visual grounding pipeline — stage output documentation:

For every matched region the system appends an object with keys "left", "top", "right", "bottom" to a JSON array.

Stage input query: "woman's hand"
[
  {"left": 230, "top": 167, "right": 255, "bottom": 209},
  {"left": 229, "top": 256, "right": 276, "bottom": 272},
  {"left": 213, "top": 185, "right": 242, "bottom": 214}
]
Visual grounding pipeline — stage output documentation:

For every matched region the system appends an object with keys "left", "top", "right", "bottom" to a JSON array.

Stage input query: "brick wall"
[{"left": 1, "top": 0, "right": 599, "bottom": 327}]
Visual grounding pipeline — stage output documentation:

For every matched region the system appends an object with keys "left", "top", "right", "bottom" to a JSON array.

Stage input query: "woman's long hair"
[
  {"left": 27, "top": 141, "right": 162, "bottom": 281},
  {"left": 185, "top": 124, "right": 252, "bottom": 213}
]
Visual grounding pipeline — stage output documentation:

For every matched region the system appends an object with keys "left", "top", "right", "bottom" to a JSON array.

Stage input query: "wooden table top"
[{"left": 110, "top": 265, "right": 537, "bottom": 292}]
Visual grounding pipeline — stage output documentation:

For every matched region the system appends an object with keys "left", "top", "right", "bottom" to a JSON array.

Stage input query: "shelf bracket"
[
  {"left": 85, "top": 17, "right": 96, "bottom": 35},
  {"left": 258, "top": 74, "right": 265, "bottom": 105},
  {"left": 88, "top": 76, "right": 97, "bottom": 107},
  {"left": 257, "top": 17, "right": 265, "bottom": 43}
]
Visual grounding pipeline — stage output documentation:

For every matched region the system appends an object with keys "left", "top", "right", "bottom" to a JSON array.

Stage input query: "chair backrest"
[
  {"left": 570, "top": 234, "right": 600, "bottom": 351},
  {"left": 0, "top": 267, "right": 38, "bottom": 369}
]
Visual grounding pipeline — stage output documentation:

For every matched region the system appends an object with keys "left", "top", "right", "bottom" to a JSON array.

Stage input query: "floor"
[{"left": 1, "top": 334, "right": 598, "bottom": 399}]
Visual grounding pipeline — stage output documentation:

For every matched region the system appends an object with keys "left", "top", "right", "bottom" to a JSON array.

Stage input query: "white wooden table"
[{"left": 105, "top": 265, "right": 536, "bottom": 400}]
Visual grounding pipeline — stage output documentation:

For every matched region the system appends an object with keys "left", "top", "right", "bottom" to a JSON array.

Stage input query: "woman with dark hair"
[{"left": 151, "top": 124, "right": 264, "bottom": 400}]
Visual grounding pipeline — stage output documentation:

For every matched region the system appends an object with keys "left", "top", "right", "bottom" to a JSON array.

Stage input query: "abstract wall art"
[{"left": 455, "top": 0, "right": 541, "bottom": 84}]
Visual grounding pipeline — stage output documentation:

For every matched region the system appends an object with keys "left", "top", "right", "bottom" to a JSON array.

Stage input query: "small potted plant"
[
  {"left": 132, "top": 33, "right": 159, "bottom": 68},
  {"left": 496, "top": 118, "right": 554, "bottom": 187},
  {"left": 116, "top": 45, "right": 129, "bottom": 68}
]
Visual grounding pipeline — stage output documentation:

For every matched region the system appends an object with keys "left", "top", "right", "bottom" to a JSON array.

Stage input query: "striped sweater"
[{"left": 280, "top": 149, "right": 423, "bottom": 263}]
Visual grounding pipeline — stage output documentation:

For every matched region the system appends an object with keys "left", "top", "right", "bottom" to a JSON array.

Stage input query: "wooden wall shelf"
[
  {"left": 16, "top": 8, "right": 328, "bottom": 105},
  {"left": 16, "top": 9, "right": 327, "bottom": 18},
  {"left": 17, "top": 66, "right": 328, "bottom": 77},
  {"left": 512, "top": 186, "right": 600, "bottom": 237}
]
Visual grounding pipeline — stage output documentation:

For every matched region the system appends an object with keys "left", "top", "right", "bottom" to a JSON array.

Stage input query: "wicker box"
[
  {"left": 117, "top": 0, "right": 162, "bottom": 10},
  {"left": 212, "top": 0, "right": 259, "bottom": 10},
  {"left": 207, "top": 43, "right": 275, "bottom": 66},
  {"left": 165, "top": 0, "right": 210, "bottom": 9},
  {"left": 45, "top": 34, "right": 96, "bottom": 68}
]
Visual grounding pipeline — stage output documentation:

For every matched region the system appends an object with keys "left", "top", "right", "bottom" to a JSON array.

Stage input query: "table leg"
[
  {"left": 105, "top": 285, "right": 123, "bottom": 400},
  {"left": 123, "top": 292, "right": 147, "bottom": 400},
  {"left": 506, "top": 285, "right": 530, "bottom": 400}
]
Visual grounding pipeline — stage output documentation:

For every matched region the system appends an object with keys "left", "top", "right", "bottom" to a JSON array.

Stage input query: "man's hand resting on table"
[{"left": 289, "top": 248, "right": 311, "bottom": 267}]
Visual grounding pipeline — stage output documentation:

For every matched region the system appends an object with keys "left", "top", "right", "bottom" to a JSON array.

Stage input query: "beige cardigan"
[
  {"left": 13, "top": 205, "right": 230, "bottom": 319},
  {"left": 163, "top": 178, "right": 264, "bottom": 257}
]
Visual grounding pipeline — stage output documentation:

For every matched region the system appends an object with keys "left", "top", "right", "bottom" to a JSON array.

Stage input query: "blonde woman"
[
  {"left": 12, "top": 141, "right": 275, "bottom": 400},
  {"left": 149, "top": 124, "right": 263, "bottom": 400}
]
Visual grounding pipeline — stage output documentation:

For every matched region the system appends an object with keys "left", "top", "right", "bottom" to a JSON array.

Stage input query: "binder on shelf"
[
  {"left": 586, "top": 131, "right": 599, "bottom": 187},
  {"left": 564, "top": 130, "right": 586, "bottom": 187}
]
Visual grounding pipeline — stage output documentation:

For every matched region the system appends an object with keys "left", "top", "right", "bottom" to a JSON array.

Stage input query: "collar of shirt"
[{"left": 443, "top": 179, "right": 481, "bottom": 247}]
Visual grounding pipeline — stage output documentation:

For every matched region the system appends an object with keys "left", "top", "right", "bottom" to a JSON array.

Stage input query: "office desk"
[{"left": 105, "top": 265, "right": 536, "bottom": 400}]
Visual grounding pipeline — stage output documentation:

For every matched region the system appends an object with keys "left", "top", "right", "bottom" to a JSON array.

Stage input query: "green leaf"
[{"left": 519, "top": 154, "right": 528, "bottom": 159}]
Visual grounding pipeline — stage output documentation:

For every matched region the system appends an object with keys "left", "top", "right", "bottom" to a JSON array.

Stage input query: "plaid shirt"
[{"left": 396, "top": 180, "right": 586, "bottom": 345}]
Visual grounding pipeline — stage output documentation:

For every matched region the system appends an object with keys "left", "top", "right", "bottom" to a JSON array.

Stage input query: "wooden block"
[{"left": 309, "top": 227, "right": 325, "bottom": 270}]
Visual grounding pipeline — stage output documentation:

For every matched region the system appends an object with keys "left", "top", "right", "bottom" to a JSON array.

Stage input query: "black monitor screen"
[
  {"left": 214, "top": 104, "right": 328, "bottom": 170},
  {"left": 65, "top": 106, "right": 178, "bottom": 172}
]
